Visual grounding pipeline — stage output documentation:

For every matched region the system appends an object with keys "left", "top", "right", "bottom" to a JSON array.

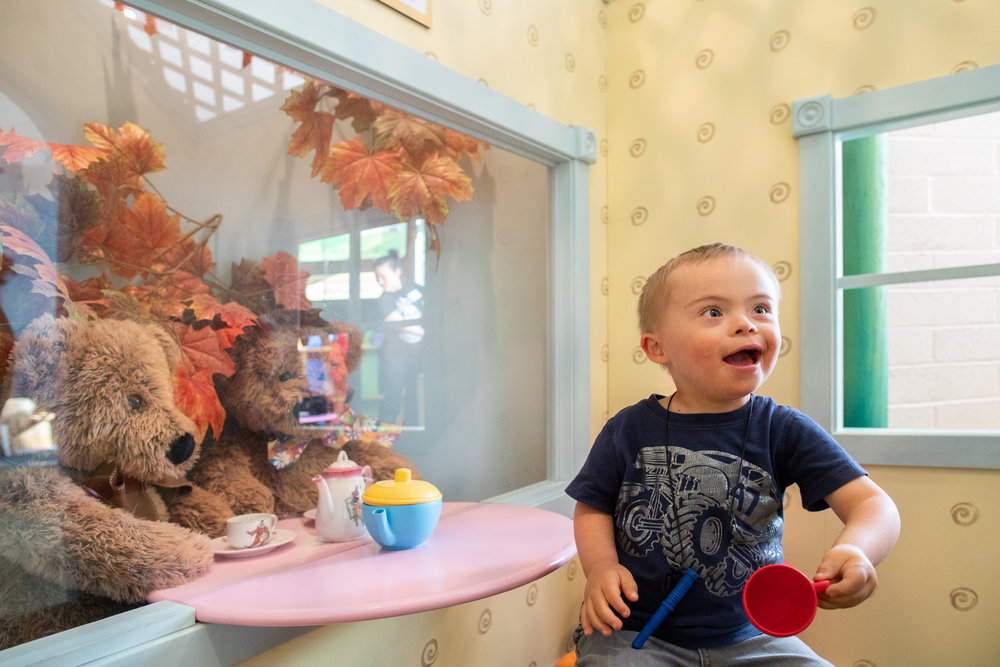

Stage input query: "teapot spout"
[
  {"left": 313, "top": 474, "right": 334, "bottom": 511},
  {"left": 366, "top": 507, "right": 396, "bottom": 547}
]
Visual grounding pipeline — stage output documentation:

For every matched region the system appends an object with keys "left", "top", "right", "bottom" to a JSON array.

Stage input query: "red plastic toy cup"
[{"left": 742, "top": 564, "right": 831, "bottom": 637}]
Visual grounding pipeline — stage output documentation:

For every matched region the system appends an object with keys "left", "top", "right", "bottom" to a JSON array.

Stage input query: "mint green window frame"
[{"left": 794, "top": 65, "right": 1000, "bottom": 469}]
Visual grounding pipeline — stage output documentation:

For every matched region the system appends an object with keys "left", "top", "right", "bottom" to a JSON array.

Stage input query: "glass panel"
[
  {"left": 1, "top": 4, "right": 553, "bottom": 646},
  {"left": 1, "top": 0, "right": 550, "bottom": 496},
  {"left": 843, "top": 278, "right": 1000, "bottom": 431},
  {"left": 843, "top": 111, "right": 1000, "bottom": 276}
]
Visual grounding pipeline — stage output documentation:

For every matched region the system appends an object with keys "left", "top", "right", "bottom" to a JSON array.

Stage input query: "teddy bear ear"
[
  {"left": 141, "top": 321, "right": 182, "bottom": 370},
  {"left": 9, "top": 313, "right": 74, "bottom": 408}
]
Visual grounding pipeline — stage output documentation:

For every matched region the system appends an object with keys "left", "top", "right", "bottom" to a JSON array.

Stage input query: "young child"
[{"left": 566, "top": 243, "right": 900, "bottom": 665}]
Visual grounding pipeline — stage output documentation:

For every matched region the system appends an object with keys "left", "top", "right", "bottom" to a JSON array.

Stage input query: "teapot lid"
[
  {"left": 319, "top": 450, "right": 363, "bottom": 478},
  {"left": 362, "top": 468, "right": 441, "bottom": 506}
]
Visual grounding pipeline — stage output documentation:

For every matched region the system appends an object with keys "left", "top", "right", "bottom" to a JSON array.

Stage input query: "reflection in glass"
[{"left": 0, "top": 0, "right": 549, "bottom": 502}]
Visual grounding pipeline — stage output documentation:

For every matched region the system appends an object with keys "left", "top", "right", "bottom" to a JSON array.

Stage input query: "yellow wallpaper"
[{"left": 267, "top": 2, "right": 1000, "bottom": 665}]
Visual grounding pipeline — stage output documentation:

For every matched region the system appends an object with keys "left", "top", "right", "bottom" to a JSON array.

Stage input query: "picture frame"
[{"left": 377, "top": 0, "right": 432, "bottom": 28}]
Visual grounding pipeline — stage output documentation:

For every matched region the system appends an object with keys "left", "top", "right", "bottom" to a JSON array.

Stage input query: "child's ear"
[{"left": 640, "top": 332, "right": 668, "bottom": 365}]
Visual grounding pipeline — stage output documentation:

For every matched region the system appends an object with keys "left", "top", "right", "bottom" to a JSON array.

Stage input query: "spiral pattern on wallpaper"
[
  {"left": 852, "top": 7, "right": 877, "bottom": 30},
  {"left": 478, "top": 609, "right": 493, "bottom": 633},
  {"left": 696, "top": 195, "right": 716, "bottom": 216},
  {"left": 630, "top": 206, "right": 648, "bottom": 226},
  {"left": 629, "top": 138, "right": 647, "bottom": 157},
  {"left": 769, "top": 182, "right": 790, "bottom": 203},
  {"left": 628, "top": 3, "right": 645, "bottom": 22},
  {"left": 950, "top": 588, "right": 978, "bottom": 611},
  {"left": 421, "top": 639, "right": 439, "bottom": 666},
  {"left": 526, "top": 25, "right": 539, "bottom": 46},
  {"left": 950, "top": 502, "right": 980, "bottom": 526},
  {"left": 772, "top": 260, "right": 792, "bottom": 282},
  {"left": 695, "top": 49, "right": 714, "bottom": 69},
  {"left": 769, "top": 30, "right": 790, "bottom": 52},
  {"left": 951, "top": 60, "right": 978, "bottom": 73},
  {"left": 696, "top": 122, "right": 715, "bottom": 143},
  {"left": 769, "top": 103, "right": 791, "bottom": 125},
  {"left": 629, "top": 69, "right": 646, "bottom": 88}
]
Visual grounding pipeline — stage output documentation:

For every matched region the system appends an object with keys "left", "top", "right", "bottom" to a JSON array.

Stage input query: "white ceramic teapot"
[{"left": 312, "top": 450, "right": 372, "bottom": 542}]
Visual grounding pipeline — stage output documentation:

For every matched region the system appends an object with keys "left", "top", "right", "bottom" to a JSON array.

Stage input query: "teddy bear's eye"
[
  {"left": 278, "top": 371, "right": 292, "bottom": 382},
  {"left": 127, "top": 394, "right": 145, "bottom": 411}
]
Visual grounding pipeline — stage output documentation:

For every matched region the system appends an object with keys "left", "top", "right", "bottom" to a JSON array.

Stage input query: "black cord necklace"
[
  {"left": 663, "top": 392, "right": 754, "bottom": 571},
  {"left": 633, "top": 393, "right": 756, "bottom": 649}
]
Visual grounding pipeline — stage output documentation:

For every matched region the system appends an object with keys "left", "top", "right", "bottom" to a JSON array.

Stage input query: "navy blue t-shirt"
[{"left": 565, "top": 394, "right": 866, "bottom": 649}]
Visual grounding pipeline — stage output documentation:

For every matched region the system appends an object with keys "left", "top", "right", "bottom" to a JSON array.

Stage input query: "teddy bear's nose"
[
  {"left": 294, "top": 395, "right": 330, "bottom": 419},
  {"left": 166, "top": 433, "right": 196, "bottom": 464}
]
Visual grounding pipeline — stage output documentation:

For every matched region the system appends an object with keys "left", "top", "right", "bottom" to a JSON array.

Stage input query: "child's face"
[{"left": 640, "top": 254, "right": 781, "bottom": 413}]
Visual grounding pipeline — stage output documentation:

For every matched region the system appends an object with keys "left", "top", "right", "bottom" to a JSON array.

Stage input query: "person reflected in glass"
[{"left": 373, "top": 249, "right": 424, "bottom": 424}]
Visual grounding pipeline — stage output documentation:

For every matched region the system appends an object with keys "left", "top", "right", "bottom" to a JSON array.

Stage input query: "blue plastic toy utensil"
[{"left": 631, "top": 567, "right": 699, "bottom": 650}]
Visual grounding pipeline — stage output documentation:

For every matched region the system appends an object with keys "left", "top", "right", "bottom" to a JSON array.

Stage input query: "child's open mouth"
[{"left": 723, "top": 347, "right": 761, "bottom": 366}]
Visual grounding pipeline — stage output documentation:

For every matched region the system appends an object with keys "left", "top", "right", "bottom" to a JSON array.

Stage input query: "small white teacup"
[{"left": 226, "top": 512, "right": 278, "bottom": 549}]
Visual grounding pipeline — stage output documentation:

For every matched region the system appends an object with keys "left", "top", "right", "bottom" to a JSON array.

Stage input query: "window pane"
[
  {"left": 843, "top": 277, "right": 1000, "bottom": 430},
  {"left": 844, "top": 112, "right": 1000, "bottom": 276},
  {"left": 1, "top": 0, "right": 550, "bottom": 499}
]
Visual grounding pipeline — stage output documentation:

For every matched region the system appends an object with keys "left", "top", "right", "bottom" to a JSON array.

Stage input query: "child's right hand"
[{"left": 580, "top": 562, "right": 639, "bottom": 636}]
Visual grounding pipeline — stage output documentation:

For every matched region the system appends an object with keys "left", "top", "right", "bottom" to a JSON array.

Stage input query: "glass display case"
[{"left": 0, "top": 0, "right": 593, "bottom": 656}]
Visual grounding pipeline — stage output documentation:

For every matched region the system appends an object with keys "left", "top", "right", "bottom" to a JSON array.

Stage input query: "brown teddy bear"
[
  {"left": 191, "top": 318, "right": 419, "bottom": 520},
  {"left": 0, "top": 315, "right": 221, "bottom": 649}
]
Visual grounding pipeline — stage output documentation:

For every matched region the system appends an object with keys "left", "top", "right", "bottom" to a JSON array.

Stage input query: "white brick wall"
[{"left": 886, "top": 112, "right": 1000, "bottom": 429}]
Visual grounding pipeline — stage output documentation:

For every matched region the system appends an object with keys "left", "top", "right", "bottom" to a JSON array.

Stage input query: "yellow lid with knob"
[{"left": 362, "top": 468, "right": 442, "bottom": 506}]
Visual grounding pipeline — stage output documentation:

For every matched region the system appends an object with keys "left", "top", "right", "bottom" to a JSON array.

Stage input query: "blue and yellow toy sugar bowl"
[{"left": 361, "top": 468, "right": 442, "bottom": 549}]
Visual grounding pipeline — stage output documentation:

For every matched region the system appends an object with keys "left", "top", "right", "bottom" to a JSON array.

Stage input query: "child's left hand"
[{"left": 813, "top": 543, "right": 878, "bottom": 609}]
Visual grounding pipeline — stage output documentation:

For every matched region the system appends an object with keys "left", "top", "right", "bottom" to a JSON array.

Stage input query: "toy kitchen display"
[{"left": 1, "top": 0, "right": 561, "bottom": 653}]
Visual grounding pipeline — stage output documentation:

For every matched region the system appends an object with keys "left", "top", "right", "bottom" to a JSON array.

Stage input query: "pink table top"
[{"left": 149, "top": 502, "right": 576, "bottom": 626}]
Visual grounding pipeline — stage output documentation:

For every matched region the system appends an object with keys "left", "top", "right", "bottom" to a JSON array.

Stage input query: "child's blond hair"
[{"left": 637, "top": 243, "right": 781, "bottom": 334}]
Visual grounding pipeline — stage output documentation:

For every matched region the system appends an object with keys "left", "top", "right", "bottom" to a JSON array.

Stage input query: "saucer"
[
  {"left": 304, "top": 508, "right": 316, "bottom": 521},
  {"left": 212, "top": 528, "right": 296, "bottom": 558}
]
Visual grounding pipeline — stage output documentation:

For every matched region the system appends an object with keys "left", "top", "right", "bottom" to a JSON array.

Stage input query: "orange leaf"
[
  {"left": 261, "top": 251, "right": 312, "bottom": 311},
  {"left": 84, "top": 121, "right": 165, "bottom": 177},
  {"left": 49, "top": 143, "right": 106, "bottom": 173},
  {"left": 443, "top": 128, "right": 484, "bottom": 162},
  {"left": 0, "top": 127, "right": 48, "bottom": 164},
  {"left": 186, "top": 294, "right": 257, "bottom": 349},
  {"left": 389, "top": 153, "right": 473, "bottom": 225},
  {"left": 331, "top": 88, "right": 377, "bottom": 133},
  {"left": 288, "top": 110, "right": 335, "bottom": 177},
  {"left": 281, "top": 80, "right": 325, "bottom": 123},
  {"left": 321, "top": 137, "right": 401, "bottom": 212},
  {"left": 103, "top": 192, "right": 184, "bottom": 278},
  {"left": 374, "top": 109, "right": 445, "bottom": 159},
  {"left": 173, "top": 322, "right": 235, "bottom": 378},
  {"left": 173, "top": 367, "right": 226, "bottom": 444}
]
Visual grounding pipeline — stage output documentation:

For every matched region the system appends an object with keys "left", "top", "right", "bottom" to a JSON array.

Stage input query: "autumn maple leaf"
[
  {"left": 443, "top": 129, "right": 484, "bottom": 162},
  {"left": 389, "top": 153, "right": 473, "bottom": 226},
  {"left": 84, "top": 122, "right": 166, "bottom": 180},
  {"left": 374, "top": 109, "right": 445, "bottom": 160},
  {"left": 174, "top": 366, "right": 226, "bottom": 443},
  {"left": 322, "top": 137, "right": 402, "bottom": 212},
  {"left": 102, "top": 191, "right": 184, "bottom": 279},
  {"left": 331, "top": 88, "right": 377, "bottom": 134},
  {"left": 261, "top": 251, "right": 312, "bottom": 311},
  {"left": 185, "top": 293, "right": 258, "bottom": 349},
  {"left": 0, "top": 127, "right": 49, "bottom": 163}
]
